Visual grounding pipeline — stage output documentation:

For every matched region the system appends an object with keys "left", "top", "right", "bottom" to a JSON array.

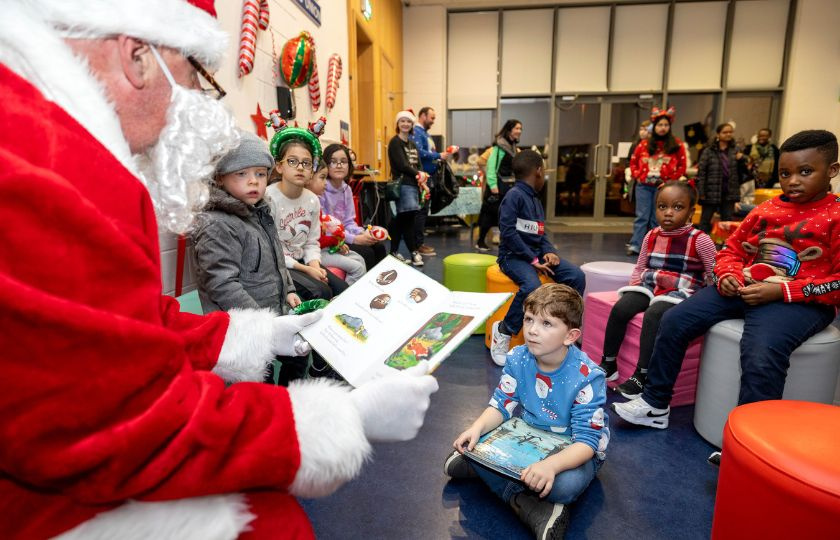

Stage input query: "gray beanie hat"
[{"left": 216, "top": 131, "right": 275, "bottom": 175}]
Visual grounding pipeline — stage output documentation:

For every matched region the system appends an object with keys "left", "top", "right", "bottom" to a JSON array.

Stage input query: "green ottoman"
[
  {"left": 443, "top": 253, "right": 497, "bottom": 334},
  {"left": 176, "top": 289, "right": 204, "bottom": 315}
]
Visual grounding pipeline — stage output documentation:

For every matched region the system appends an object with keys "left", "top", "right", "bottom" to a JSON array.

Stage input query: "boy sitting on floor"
[
  {"left": 445, "top": 284, "right": 609, "bottom": 539},
  {"left": 612, "top": 130, "right": 840, "bottom": 429},
  {"left": 490, "top": 150, "right": 586, "bottom": 366}
]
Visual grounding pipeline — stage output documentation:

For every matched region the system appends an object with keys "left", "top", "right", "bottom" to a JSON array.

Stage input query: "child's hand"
[
  {"left": 453, "top": 426, "right": 482, "bottom": 453},
  {"left": 286, "top": 293, "right": 302, "bottom": 308},
  {"left": 521, "top": 460, "right": 556, "bottom": 498},
  {"left": 738, "top": 282, "right": 783, "bottom": 305},
  {"left": 719, "top": 275, "right": 742, "bottom": 297},
  {"left": 339, "top": 244, "right": 350, "bottom": 255},
  {"left": 354, "top": 230, "right": 376, "bottom": 245},
  {"left": 305, "top": 261, "right": 328, "bottom": 282},
  {"left": 532, "top": 261, "right": 555, "bottom": 276},
  {"left": 543, "top": 253, "right": 560, "bottom": 266}
]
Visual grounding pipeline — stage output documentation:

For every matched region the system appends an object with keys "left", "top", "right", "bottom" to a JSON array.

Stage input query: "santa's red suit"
[{"left": 0, "top": 1, "right": 369, "bottom": 538}]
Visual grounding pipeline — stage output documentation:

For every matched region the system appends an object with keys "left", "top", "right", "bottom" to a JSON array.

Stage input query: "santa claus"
[{"left": 0, "top": 1, "right": 438, "bottom": 538}]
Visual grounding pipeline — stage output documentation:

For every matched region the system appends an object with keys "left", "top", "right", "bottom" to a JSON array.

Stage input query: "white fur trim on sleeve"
[
  {"left": 215, "top": 308, "right": 276, "bottom": 383},
  {"left": 617, "top": 285, "right": 654, "bottom": 299},
  {"left": 288, "top": 379, "right": 372, "bottom": 498},
  {"left": 54, "top": 494, "right": 253, "bottom": 540},
  {"left": 649, "top": 295, "right": 683, "bottom": 305}
]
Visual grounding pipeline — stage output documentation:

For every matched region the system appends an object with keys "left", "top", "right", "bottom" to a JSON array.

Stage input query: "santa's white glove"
[
  {"left": 349, "top": 361, "right": 439, "bottom": 442},
  {"left": 271, "top": 311, "right": 322, "bottom": 357}
]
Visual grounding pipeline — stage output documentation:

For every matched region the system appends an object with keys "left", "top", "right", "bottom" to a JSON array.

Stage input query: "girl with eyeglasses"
[
  {"left": 266, "top": 134, "right": 349, "bottom": 300},
  {"left": 320, "top": 143, "right": 387, "bottom": 270}
]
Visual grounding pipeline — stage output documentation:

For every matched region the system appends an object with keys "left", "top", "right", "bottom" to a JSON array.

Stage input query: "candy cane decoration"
[
  {"left": 307, "top": 35, "right": 321, "bottom": 112},
  {"left": 238, "top": 0, "right": 270, "bottom": 78},
  {"left": 326, "top": 54, "right": 343, "bottom": 112}
]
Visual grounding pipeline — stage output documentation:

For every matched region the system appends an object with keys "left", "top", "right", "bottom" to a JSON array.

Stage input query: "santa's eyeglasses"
[{"left": 188, "top": 56, "right": 226, "bottom": 100}]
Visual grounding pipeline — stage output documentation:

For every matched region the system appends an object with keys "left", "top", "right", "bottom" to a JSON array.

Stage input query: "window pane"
[
  {"left": 668, "top": 2, "right": 727, "bottom": 90},
  {"left": 500, "top": 98, "right": 551, "bottom": 150},
  {"left": 611, "top": 4, "right": 668, "bottom": 91},
  {"left": 727, "top": 0, "right": 789, "bottom": 88},
  {"left": 448, "top": 12, "right": 499, "bottom": 109},
  {"left": 501, "top": 9, "right": 554, "bottom": 95},
  {"left": 554, "top": 7, "right": 610, "bottom": 93},
  {"left": 450, "top": 109, "right": 495, "bottom": 149}
]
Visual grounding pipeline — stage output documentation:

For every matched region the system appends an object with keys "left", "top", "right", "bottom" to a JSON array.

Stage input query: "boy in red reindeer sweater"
[{"left": 613, "top": 130, "right": 840, "bottom": 429}]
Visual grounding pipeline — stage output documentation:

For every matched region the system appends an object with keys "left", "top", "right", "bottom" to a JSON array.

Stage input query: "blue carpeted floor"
[{"left": 302, "top": 225, "right": 720, "bottom": 539}]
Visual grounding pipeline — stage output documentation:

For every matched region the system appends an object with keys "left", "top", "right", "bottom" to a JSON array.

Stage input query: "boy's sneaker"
[
  {"left": 474, "top": 243, "right": 491, "bottom": 252},
  {"left": 417, "top": 244, "right": 436, "bottom": 256},
  {"left": 611, "top": 395, "right": 670, "bottom": 429},
  {"left": 510, "top": 492, "right": 569, "bottom": 540},
  {"left": 616, "top": 373, "right": 645, "bottom": 399},
  {"left": 443, "top": 451, "right": 478, "bottom": 479},
  {"left": 411, "top": 251, "right": 425, "bottom": 266},
  {"left": 626, "top": 245, "right": 640, "bottom": 256},
  {"left": 391, "top": 252, "right": 408, "bottom": 264},
  {"left": 599, "top": 361, "right": 619, "bottom": 382},
  {"left": 490, "top": 321, "right": 512, "bottom": 366}
]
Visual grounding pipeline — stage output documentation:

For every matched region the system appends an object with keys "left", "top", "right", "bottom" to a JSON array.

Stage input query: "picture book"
[
  {"left": 463, "top": 418, "right": 572, "bottom": 481},
  {"left": 299, "top": 256, "right": 510, "bottom": 387}
]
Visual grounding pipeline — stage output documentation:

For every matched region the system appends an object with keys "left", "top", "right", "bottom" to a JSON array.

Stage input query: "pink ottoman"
[
  {"left": 326, "top": 267, "right": 346, "bottom": 280},
  {"left": 582, "top": 291, "right": 704, "bottom": 406},
  {"left": 581, "top": 261, "right": 636, "bottom": 295}
]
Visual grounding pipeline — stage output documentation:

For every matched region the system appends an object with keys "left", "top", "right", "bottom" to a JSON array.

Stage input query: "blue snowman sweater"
[{"left": 490, "top": 344, "right": 610, "bottom": 460}]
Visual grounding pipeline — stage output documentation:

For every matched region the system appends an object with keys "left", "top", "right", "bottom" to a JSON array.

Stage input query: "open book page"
[
  {"left": 464, "top": 418, "right": 572, "bottom": 481},
  {"left": 299, "top": 256, "right": 509, "bottom": 387}
]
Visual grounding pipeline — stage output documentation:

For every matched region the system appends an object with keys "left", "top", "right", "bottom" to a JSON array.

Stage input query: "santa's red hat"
[{"left": 38, "top": 0, "right": 227, "bottom": 68}]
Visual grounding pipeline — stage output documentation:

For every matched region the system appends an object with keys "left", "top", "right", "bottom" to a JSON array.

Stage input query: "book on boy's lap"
[
  {"left": 463, "top": 418, "right": 572, "bottom": 481},
  {"left": 299, "top": 256, "right": 510, "bottom": 387}
]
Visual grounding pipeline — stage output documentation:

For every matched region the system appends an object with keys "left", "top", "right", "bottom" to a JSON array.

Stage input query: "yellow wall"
[{"left": 347, "top": 0, "right": 404, "bottom": 179}]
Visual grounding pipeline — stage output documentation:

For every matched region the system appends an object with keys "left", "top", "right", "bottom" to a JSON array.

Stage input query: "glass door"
[{"left": 548, "top": 97, "right": 658, "bottom": 221}]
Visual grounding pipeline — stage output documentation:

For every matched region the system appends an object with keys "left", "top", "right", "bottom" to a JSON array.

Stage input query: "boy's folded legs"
[{"left": 443, "top": 451, "right": 478, "bottom": 479}]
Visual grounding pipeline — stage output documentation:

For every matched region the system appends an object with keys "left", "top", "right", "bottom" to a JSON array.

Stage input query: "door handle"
[{"left": 591, "top": 144, "right": 601, "bottom": 176}]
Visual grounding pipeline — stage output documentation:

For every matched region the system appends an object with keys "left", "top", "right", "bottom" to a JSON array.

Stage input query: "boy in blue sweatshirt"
[{"left": 490, "top": 150, "right": 586, "bottom": 366}]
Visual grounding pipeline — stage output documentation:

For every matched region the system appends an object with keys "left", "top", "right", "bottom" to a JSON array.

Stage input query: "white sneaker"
[
  {"left": 391, "top": 252, "right": 408, "bottom": 264},
  {"left": 411, "top": 251, "right": 424, "bottom": 267},
  {"left": 490, "top": 321, "right": 511, "bottom": 366},
  {"left": 611, "top": 396, "right": 670, "bottom": 429}
]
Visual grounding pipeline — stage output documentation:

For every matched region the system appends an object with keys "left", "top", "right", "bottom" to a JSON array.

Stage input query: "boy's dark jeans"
[
  {"left": 642, "top": 286, "right": 836, "bottom": 409},
  {"left": 499, "top": 255, "right": 586, "bottom": 335}
]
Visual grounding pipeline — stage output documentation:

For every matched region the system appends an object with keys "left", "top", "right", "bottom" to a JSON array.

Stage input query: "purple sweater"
[{"left": 319, "top": 180, "right": 364, "bottom": 244}]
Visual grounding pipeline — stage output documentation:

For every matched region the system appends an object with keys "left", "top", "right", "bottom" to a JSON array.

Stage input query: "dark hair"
[
  {"left": 276, "top": 139, "right": 313, "bottom": 162},
  {"left": 657, "top": 179, "right": 698, "bottom": 208},
  {"left": 758, "top": 127, "right": 772, "bottom": 136},
  {"left": 496, "top": 119, "right": 522, "bottom": 142},
  {"left": 323, "top": 143, "right": 355, "bottom": 182},
  {"left": 513, "top": 149, "right": 543, "bottom": 179},
  {"left": 780, "top": 130, "right": 838, "bottom": 163},
  {"left": 649, "top": 116, "right": 681, "bottom": 155},
  {"left": 418, "top": 106, "right": 434, "bottom": 118},
  {"left": 715, "top": 123, "right": 733, "bottom": 134},
  {"left": 524, "top": 284, "right": 583, "bottom": 329}
]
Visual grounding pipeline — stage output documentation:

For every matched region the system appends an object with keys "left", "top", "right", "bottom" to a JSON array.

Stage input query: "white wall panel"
[
  {"left": 727, "top": 0, "right": 789, "bottom": 88},
  {"left": 668, "top": 2, "right": 727, "bottom": 90},
  {"left": 448, "top": 11, "right": 500, "bottom": 109},
  {"left": 554, "top": 7, "right": 610, "bottom": 93},
  {"left": 403, "top": 5, "right": 448, "bottom": 136},
  {"left": 610, "top": 4, "right": 668, "bottom": 92},
  {"left": 501, "top": 9, "right": 553, "bottom": 95}
]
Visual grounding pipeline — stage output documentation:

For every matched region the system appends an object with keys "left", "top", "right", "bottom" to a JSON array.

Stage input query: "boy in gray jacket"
[{"left": 192, "top": 132, "right": 305, "bottom": 382}]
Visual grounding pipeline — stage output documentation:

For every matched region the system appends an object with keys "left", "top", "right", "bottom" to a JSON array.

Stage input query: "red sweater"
[
  {"left": 715, "top": 194, "right": 840, "bottom": 304},
  {"left": 629, "top": 138, "right": 687, "bottom": 185}
]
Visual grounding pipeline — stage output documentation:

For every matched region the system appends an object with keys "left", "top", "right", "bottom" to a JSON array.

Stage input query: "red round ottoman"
[{"left": 712, "top": 401, "right": 840, "bottom": 539}]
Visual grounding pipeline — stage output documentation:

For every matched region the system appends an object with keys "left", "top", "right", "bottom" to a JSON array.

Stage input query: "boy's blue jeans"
[
  {"left": 629, "top": 183, "right": 658, "bottom": 250},
  {"left": 642, "top": 286, "right": 836, "bottom": 409},
  {"left": 473, "top": 456, "right": 598, "bottom": 505},
  {"left": 499, "top": 256, "right": 586, "bottom": 335}
]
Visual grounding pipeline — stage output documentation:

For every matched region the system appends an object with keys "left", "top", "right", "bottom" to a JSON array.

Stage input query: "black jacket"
[{"left": 697, "top": 143, "right": 749, "bottom": 204}]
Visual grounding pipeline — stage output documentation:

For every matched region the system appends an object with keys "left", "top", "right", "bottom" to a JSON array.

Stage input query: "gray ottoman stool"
[{"left": 693, "top": 320, "right": 840, "bottom": 448}]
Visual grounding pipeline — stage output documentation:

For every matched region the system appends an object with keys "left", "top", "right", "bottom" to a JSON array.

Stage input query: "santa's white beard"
[{"left": 134, "top": 85, "right": 239, "bottom": 234}]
